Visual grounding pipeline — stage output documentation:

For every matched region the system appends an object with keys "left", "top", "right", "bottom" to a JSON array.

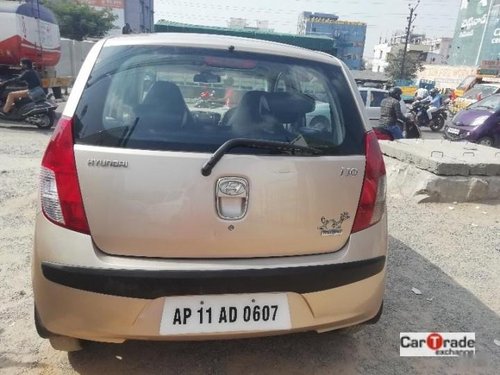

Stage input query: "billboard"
[
  {"left": 450, "top": 0, "right": 500, "bottom": 66},
  {"left": 478, "top": 0, "right": 500, "bottom": 63}
]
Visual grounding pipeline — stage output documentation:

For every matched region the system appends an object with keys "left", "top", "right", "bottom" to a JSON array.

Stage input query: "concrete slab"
[
  {"left": 385, "top": 157, "right": 500, "bottom": 203},
  {"left": 379, "top": 139, "right": 500, "bottom": 176}
]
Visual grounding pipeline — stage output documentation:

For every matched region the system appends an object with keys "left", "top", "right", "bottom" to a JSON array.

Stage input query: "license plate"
[
  {"left": 447, "top": 127, "right": 460, "bottom": 135},
  {"left": 160, "top": 293, "right": 291, "bottom": 335}
]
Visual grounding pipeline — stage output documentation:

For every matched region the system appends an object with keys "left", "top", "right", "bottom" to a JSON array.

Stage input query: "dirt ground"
[{"left": 0, "top": 123, "right": 499, "bottom": 374}]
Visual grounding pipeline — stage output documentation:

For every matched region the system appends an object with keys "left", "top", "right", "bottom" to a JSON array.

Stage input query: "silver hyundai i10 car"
[{"left": 33, "top": 33, "right": 387, "bottom": 351}]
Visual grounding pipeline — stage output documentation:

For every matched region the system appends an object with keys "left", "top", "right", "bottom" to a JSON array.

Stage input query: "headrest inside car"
[{"left": 266, "top": 92, "right": 316, "bottom": 123}]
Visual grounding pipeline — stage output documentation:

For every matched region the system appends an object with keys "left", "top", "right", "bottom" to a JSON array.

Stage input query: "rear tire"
[
  {"left": 338, "top": 301, "right": 383, "bottom": 334},
  {"left": 477, "top": 137, "right": 494, "bottom": 147},
  {"left": 430, "top": 115, "right": 444, "bottom": 132},
  {"left": 34, "top": 306, "right": 51, "bottom": 339},
  {"left": 49, "top": 336, "right": 83, "bottom": 352},
  {"left": 34, "top": 110, "right": 55, "bottom": 129},
  {"left": 365, "top": 301, "right": 384, "bottom": 324},
  {"left": 35, "top": 306, "right": 84, "bottom": 351}
]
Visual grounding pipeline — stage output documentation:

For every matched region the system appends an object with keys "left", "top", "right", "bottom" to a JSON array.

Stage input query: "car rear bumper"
[
  {"left": 33, "top": 213, "right": 388, "bottom": 342},
  {"left": 41, "top": 256, "right": 385, "bottom": 299}
]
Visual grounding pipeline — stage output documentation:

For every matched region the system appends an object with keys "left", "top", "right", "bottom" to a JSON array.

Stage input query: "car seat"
[
  {"left": 137, "top": 81, "right": 194, "bottom": 131},
  {"left": 229, "top": 90, "right": 290, "bottom": 138}
]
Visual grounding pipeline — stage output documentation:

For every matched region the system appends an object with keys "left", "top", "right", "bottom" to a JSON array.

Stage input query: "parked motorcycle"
[
  {"left": 0, "top": 84, "right": 57, "bottom": 128},
  {"left": 410, "top": 99, "right": 447, "bottom": 132}
]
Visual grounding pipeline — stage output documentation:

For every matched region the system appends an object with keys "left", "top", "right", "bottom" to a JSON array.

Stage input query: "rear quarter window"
[{"left": 73, "top": 45, "right": 365, "bottom": 156}]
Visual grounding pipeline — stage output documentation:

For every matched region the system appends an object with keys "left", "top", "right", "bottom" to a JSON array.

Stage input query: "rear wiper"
[{"left": 201, "top": 138, "right": 322, "bottom": 176}]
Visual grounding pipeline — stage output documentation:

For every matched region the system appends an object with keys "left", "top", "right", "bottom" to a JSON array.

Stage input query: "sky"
[{"left": 154, "top": 0, "right": 462, "bottom": 59}]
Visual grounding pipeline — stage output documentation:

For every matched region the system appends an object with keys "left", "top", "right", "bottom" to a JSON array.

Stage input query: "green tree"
[
  {"left": 42, "top": 0, "right": 117, "bottom": 41},
  {"left": 385, "top": 49, "right": 424, "bottom": 81}
]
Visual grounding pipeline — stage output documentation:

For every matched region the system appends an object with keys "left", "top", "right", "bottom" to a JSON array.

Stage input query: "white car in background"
[
  {"left": 358, "top": 87, "right": 388, "bottom": 127},
  {"left": 305, "top": 87, "right": 391, "bottom": 130}
]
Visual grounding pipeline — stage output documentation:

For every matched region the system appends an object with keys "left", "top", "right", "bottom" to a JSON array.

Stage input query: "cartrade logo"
[{"left": 400, "top": 332, "right": 475, "bottom": 357}]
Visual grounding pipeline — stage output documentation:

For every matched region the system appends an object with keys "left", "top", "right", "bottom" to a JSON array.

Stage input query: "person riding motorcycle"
[
  {"left": 379, "top": 87, "right": 405, "bottom": 139},
  {"left": 415, "top": 87, "right": 429, "bottom": 100},
  {"left": 423, "top": 88, "right": 442, "bottom": 121},
  {"left": 0, "top": 58, "right": 43, "bottom": 116}
]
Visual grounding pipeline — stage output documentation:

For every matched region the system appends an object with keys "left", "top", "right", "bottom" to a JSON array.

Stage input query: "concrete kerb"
[
  {"left": 380, "top": 139, "right": 500, "bottom": 177},
  {"left": 380, "top": 140, "right": 500, "bottom": 203}
]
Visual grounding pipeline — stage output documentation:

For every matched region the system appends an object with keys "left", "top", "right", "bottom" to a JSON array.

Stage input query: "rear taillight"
[
  {"left": 40, "top": 116, "right": 90, "bottom": 234},
  {"left": 352, "top": 131, "right": 386, "bottom": 233}
]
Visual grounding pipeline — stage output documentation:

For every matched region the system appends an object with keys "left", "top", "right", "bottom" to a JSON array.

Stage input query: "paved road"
[{"left": 420, "top": 127, "right": 444, "bottom": 140}]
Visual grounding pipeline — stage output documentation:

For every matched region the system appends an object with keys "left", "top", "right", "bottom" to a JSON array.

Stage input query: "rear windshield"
[
  {"left": 73, "top": 45, "right": 365, "bottom": 155},
  {"left": 463, "top": 85, "right": 499, "bottom": 99},
  {"left": 468, "top": 94, "right": 500, "bottom": 111}
]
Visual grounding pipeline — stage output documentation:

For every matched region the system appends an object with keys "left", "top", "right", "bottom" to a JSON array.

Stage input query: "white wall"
[{"left": 371, "top": 43, "right": 393, "bottom": 72}]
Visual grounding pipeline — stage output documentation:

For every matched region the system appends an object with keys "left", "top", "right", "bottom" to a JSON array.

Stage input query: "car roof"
[
  {"left": 476, "top": 83, "right": 500, "bottom": 89},
  {"left": 104, "top": 33, "right": 342, "bottom": 66}
]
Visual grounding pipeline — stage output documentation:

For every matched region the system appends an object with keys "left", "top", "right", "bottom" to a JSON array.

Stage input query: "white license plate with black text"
[
  {"left": 448, "top": 127, "right": 460, "bottom": 135},
  {"left": 160, "top": 293, "right": 291, "bottom": 335}
]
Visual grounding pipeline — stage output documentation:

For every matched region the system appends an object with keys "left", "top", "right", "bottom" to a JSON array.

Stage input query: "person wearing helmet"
[
  {"left": 425, "top": 88, "right": 442, "bottom": 121},
  {"left": 379, "top": 87, "right": 405, "bottom": 139},
  {"left": 415, "top": 87, "right": 429, "bottom": 100},
  {"left": 0, "top": 58, "right": 43, "bottom": 115}
]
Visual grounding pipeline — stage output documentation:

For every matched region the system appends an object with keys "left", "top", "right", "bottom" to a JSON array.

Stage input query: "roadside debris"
[
  {"left": 115, "top": 356, "right": 123, "bottom": 360},
  {"left": 412, "top": 287, "right": 422, "bottom": 295},
  {"left": 494, "top": 339, "right": 500, "bottom": 347}
]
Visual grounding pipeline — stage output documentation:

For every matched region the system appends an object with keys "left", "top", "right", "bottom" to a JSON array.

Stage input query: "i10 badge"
[
  {"left": 340, "top": 167, "right": 359, "bottom": 177},
  {"left": 160, "top": 293, "right": 291, "bottom": 335}
]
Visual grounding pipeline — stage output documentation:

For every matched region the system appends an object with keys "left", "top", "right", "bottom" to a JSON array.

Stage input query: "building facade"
[
  {"left": 297, "top": 12, "right": 366, "bottom": 70},
  {"left": 227, "top": 18, "right": 273, "bottom": 32},
  {"left": 227, "top": 17, "right": 247, "bottom": 29},
  {"left": 81, "top": 0, "right": 154, "bottom": 35},
  {"left": 371, "top": 33, "right": 432, "bottom": 73},
  {"left": 421, "top": 37, "right": 453, "bottom": 65},
  {"left": 449, "top": 0, "right": 500, "bottom": 66},
  {"left": 369, "top": 32, "right": 457, "bottom": 73},
  {"left": 371, "top": 43, "right": 393, "bottom": 73}
]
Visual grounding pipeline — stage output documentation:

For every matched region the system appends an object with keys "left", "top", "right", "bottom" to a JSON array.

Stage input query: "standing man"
[
  {"left": 122, "top": 23, "right": 132, "bottom": 34},
  {"left": 0, "top": 58, "right": 42, "bottom": 115},
  {"left": 379, "top": 87, "right": 405, "bottom": 139}
]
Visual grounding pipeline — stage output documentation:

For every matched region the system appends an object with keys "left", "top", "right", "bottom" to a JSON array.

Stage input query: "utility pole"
[{"left": 401, "top": 0, "right": 420, "bottom": 80}]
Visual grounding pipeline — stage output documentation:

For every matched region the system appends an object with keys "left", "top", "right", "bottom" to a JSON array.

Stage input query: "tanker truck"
[{"left": 0, "top": 0, "right": 73, "bottom": 96}]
